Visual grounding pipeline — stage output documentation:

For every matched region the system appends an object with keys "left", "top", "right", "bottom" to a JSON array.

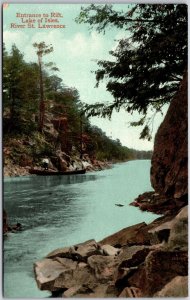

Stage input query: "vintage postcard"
[{"left": 3, "top": 2, "right": 188, "bottom": 298}]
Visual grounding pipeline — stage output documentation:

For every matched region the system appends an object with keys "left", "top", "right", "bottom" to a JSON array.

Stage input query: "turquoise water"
[{"left": 4, "top": 160, "right": 157, "bottom": 298}]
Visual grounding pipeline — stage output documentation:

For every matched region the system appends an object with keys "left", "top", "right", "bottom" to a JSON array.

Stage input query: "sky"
[{"left": 3, "top": 3, "right": 168, "bottom": 151}]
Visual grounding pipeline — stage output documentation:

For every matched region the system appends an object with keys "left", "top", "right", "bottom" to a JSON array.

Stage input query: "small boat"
[{"left": 29, "top": 168, "right": 86, "bottom": 176}]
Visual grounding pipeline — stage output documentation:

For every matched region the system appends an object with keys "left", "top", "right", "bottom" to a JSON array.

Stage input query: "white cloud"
[
  {"left": 4, "top": 30, "right": 106, "bottom": 65},
  {"left": 3, "top": 28, "right": 166, "bottom": 150},
  {"left": 3, "top": 30, "right": 29, "bottom": 50},
  {"left": 65, "top": 31, "right": 104, "bottom": 57}
]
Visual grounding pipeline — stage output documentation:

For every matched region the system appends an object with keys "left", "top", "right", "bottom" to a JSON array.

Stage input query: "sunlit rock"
[
  {"left": 88, "top": 255, "right": 118, "bottom": 282},
  {"left": 101, "top": 244, "right": 120, "bottom": 256},
  {"left": 99, "top": 222, "right": 150, "bottom": 247},
  {"left": 155, "top": 276, "right": 188, "bottom": 297}
]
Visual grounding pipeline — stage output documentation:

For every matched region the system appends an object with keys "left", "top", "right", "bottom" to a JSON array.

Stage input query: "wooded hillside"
[{"left": 3, "top": 43, "right": 151, "bottom": 175}]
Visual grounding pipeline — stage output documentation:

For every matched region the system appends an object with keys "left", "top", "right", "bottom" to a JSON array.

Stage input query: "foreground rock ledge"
[{"left": 34, "top": 206, "right": 188, "bottom": 297}]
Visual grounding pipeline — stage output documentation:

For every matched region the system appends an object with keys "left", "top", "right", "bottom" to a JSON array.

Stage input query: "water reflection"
[
  {"left": 3, "top": 161, "right": 158, "bottom": 298},
  {"left": 4, "top": 174, "right": 98, "bottom": 230},
  {"left": 4, "top": 173, "right": 98, "bottom": 189}
]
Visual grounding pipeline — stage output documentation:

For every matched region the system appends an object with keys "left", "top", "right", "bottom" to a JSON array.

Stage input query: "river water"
[{"left": 4, "top": 160, "right": 157, "bottom": 298}]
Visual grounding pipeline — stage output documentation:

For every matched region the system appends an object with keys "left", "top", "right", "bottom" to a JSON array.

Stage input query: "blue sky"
[{"left": 3, "top": 3, "right": 167, "bottom": 150}]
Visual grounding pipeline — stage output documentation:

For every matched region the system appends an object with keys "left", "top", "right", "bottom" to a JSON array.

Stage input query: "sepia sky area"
[{"left": 3, "top": 3, "right": 168, "bottom": 150}]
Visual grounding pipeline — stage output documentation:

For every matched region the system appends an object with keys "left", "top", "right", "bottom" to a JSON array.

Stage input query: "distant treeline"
[
  {"left": 130, "top": 149, "right": 152, "bottom": 160},
  {"left": 3, "top": 42, "right": 152, "bottom": 163}
]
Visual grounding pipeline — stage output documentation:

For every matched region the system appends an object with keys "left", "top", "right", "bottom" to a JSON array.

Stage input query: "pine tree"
[
  {"left": 3, "top": 44, "right": 25, "bottom": 130},
  {"left": 76, "top": 4, "right": 187, "bottom": 139},
  {"left": 33, "top": 42, "right": 54, "bottom": 132}
]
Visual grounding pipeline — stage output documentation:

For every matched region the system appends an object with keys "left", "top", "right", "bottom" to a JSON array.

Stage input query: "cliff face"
[{"left": 151, "top": 72, "right": 188, "bottom": 200}]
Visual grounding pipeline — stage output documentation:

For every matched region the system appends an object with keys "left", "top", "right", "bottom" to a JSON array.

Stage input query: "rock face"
[
  {"left": 151, "top": 72, "right": 188, "bottom": 200},
  {"left": 34, "top": 206, "right": 188, "bottom": 297},
  {"left": 143, "top": 249, "right": 188, "bottom": 296},
  {"left": 99, "top": 222, "right": 151, "bottom": 247},
  {"left": 155, "top": 276, "right": 188, "bottom": 297}
]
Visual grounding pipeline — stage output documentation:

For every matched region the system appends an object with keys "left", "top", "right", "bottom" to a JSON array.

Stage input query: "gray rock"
[
  {"left": 148, "top": 220, "right": 173, "bottom": 243},
  {"left": 88, "top": 255, "right": 118, "bottom": 282},
  {"left": 167, "top": 206, "right": 188, "bottom": 250},
  {"left": 155, "top": 276, "right": 188, "bottom": 297},
  {"left": 70, "top": 239, "right": 102, "bottom": 262},
  {"left": 63, "top": 285, "right": 82, "bottom": 297},
  {"left": 46, "top": 246, "right": 72, "bottom": 259},
  {"left": 54, "top": 263, "right": 98, "bottom": 290},
  {"left": 34, "top": 258, "right": 73, "bottom": 291},
  {"left": 54, "top": 257, "right": 77, "bottom": 270},
  {"left": 117, "top": 245, "right": 152, "bottom": 269},
  {"left": 99, "top": 222, "right": 150, "bottom": 247},
  {"left": 148, "top": 206, "right": 188, "bottom": 250},
  {"left": 46, "top": 239, "right": 101, "bottom": 263}
]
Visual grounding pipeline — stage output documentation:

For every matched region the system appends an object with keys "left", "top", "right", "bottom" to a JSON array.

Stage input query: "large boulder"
[
  {"left": 47, "top": 239, "right": 102, "bottom": 262},
  {"left": 155, "top": 276, "right": 188, "bottom": 297},
  {"left": 34, "top": 257, "right": 98, "bottom": 293},
  {"left": 117, "top": 245, "right": 152, "bottom": 269},
  {"left": 53, "top": 263, "right": 98, "bottom": 290},
  {"left": 34, "top": 258, "right": 77, "bottom": 291},
  {"left": 99, "top": 222, "right": 151, "bottom": 247},
  {"left": 167, "top": 205, "right": 188, "bottom": 250},
  {"left": 46, "top": 246, "right": 72, "bottom": 259},
  {"left": 143, "top": 249, "right": 188, "bottom": 296},
  {"left": 69, "top": 239, "right": 103, "bottom": 262},
  {"left": 151, "top": 72, "right": 187, "bottom": 200},
  {"left": 88, "top": 255, "right": 118, "bottom": 282},
  {"left": 114, "top": 245, "right": 153, "bottom": 291},
  {"left": 148, "top": 205, "right": 188, "bottom": 249}
]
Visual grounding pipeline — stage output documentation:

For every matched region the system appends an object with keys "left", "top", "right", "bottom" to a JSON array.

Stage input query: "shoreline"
[
  {"left": 3, "top": 158, "right": 150, "bottom": 178},
  {"left": 3, "top": 159, "right": 113, "bottom": 178},
  {"left": 34, "top": 202, "right": 188, "bottom": 297}
]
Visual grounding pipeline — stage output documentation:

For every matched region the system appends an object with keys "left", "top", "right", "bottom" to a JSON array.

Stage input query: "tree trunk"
[{"left": 38, "top": 54, "right": 45, "bottom": 132}]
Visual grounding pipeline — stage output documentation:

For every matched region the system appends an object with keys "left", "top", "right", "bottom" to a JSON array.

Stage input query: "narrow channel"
[{"left": 4, "top": 160, "right": 158, "bottom": 298}]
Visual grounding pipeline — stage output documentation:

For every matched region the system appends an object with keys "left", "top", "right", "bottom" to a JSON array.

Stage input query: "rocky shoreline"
[
  {"left": 130, "top": 191, "right": 188, "bottom": 216},
  {"left": 34, "top": 203, "right": 188, "bottom": 297},
  {"left": 4, "top": 156, "right": 112, "bottom": 177}
]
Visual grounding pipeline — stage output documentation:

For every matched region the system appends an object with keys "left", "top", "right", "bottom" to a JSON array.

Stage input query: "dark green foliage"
[
  {"left": 82, "top": 125, "right": 133, "bottom": 161},
  {"left": 45, "top": 75, "right": 64, "bottom": 93},
  {"left": 76, "top": 4, "right": 187, "bottom": 139},
  {"left": 3, "top": 42, "right": 151, "bottom": 164},
  {"left": 3, "top": 44, "right": 39, "bottom": 133}
]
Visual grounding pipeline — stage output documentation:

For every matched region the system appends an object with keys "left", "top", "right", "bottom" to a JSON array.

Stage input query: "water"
[{"left": 4, "top": 160, "right": 157, "bottom": 298}]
